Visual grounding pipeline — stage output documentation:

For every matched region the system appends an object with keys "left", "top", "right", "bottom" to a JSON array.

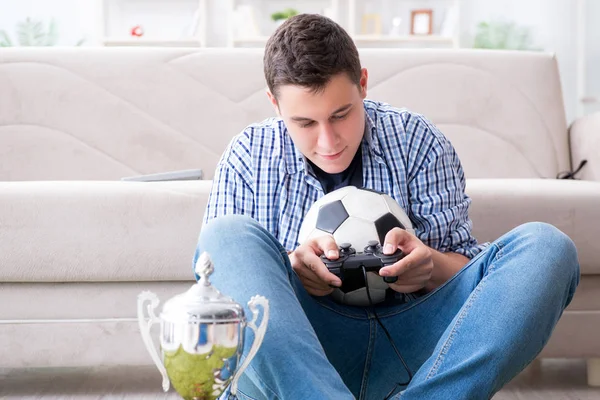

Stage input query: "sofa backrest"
[{"left": 0, "top": 47, "right": 570, "bottom": 181}]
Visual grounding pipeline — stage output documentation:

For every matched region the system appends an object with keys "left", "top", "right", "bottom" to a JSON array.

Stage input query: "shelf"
[
  {"left": 352, "top": 35, "right": 455, "bottom": 43},
  {"left": 232, "top": 36, "right": 271, "bottom": 44},
  {"left": 232, "top": 35, "right": 455, "bottom": 47},
  {"left": 102, "top": 38, "right": 203, "bottom": 47}
]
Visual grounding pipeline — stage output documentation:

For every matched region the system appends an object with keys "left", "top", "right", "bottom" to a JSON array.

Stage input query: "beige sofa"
[{"left": 1, "top": 47, "right": 599, "bottom": 386}]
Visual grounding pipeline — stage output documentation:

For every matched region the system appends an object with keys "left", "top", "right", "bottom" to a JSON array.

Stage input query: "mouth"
[{"left": 319, "top": 148, "right": 345, "bottom": 161}]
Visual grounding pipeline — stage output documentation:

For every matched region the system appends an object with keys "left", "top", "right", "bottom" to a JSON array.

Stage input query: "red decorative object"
[{"left": 130, "top": 25, "right": 144, "bottom": 37}]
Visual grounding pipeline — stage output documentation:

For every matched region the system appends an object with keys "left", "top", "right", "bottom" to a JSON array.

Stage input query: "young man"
[{"left": 194, "top": 13, "right": 580, "bottom": 400}]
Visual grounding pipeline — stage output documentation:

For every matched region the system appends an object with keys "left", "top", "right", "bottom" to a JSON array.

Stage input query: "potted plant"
[
  {"left": 0, "top": 17, "right": 85, "bottom": 47},
  {"left": 271, "top": 8, "right": 299, "bottom": 26},
  {"left": 472, "top": 19, "right": 541, "bottom": 51}
]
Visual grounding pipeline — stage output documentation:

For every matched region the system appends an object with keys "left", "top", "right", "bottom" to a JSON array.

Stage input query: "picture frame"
[
  {"left": 360, "top": 14, "right": 383, "bottom": 35},
  {"left": 410, "top": 9, "right": 433, "bottom": 35}
]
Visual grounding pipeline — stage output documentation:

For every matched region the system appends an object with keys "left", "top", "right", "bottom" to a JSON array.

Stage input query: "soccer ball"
[{"left": 298, "top": 186, "right": 414, "bottom": 306}]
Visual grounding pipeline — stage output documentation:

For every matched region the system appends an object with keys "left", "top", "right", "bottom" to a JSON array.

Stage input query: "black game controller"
[{"left": 320, "top": 241, "right": 405, "bottom": 293}]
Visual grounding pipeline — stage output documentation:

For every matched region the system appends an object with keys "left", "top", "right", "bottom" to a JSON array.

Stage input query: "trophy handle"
[
  {"left": 137, "top": 291, "right": 170, "bottom": 392},
  {"left": 229, "top": 295, "right": 270, "bottom": 398}
]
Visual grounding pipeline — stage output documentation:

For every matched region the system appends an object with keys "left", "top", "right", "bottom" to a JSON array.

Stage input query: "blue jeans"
[{"left": 193, "top": 215, "right": 579, "bottom": 400}]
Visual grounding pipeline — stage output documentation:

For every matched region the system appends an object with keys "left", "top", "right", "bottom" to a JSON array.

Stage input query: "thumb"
[{"left": 314, "top": 235, "right": 339, "bottom": 259}]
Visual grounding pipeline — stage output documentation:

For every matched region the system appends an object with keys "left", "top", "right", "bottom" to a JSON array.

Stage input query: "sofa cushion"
[
  {"left": 467, "top": 178, "right": 600, "bottom": 275},
  {"left": 0, "top": 181, "right": 208, "bottom": 282},
  {"left": 3, "top": 178, "right": 598, "bottom": 281}
]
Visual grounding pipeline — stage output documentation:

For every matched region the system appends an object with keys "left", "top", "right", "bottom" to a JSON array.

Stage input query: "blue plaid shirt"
[{"left": 203, "top": 99, "right": 489, "bottom": 258}]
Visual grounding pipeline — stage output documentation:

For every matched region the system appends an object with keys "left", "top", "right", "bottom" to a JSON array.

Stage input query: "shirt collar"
[
  {"left": 284, "top": 102, "right": 383, "bottom": 175},
  {"left": 364, "top": 106, "right": 383, "bottom": 158}
]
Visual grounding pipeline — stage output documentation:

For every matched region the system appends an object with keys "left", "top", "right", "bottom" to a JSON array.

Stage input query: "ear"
[
  {"left": 266, "top": 89, "right": 281, "bottom": 116},
  {"left": 359, "top": 68, "right": 368, "bottom": 99}
]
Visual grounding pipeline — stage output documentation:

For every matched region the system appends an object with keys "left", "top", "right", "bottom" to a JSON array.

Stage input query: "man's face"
[{"left": 267, "top": 69, "right": 368, "bottom": 174}]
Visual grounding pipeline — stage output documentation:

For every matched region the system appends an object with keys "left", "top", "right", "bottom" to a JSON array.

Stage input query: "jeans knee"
[
  {"left": 515, "top": 222, "right": 580, "bottom": 280},
  {"left": 193, "top": 214, "right": 288, "bottom": 279},
  {"left": 194, "top": 215, "right": 261, "bottom": 272},
  {"left": 517, "top": 222, "right": 576, "bottom": 256},
  {"left": 200, "top": 214, "right": 259, "bottom": 242}
]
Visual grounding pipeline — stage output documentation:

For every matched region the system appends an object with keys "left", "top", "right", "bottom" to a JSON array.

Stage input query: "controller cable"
[{"left": 362, "top": 266, "right": 414, "bottom": 400}]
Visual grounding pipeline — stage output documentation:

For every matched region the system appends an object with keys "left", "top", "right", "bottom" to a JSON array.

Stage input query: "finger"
[
  {"left": 390, "top": 272, "right": 431, "bottom": 287},
  {"left": 382, "top": 227, "right": 412, "bottom": 254},
  {"left": 386, "top": 267, "right": 430, "bottom": 285},
  {"left": 389, "top": 271, "right": 430, "bottom": 289},
  {"left": 380, "top": 246, "right": 430, "bottom": 277},
  {"left": 292, "top": 244, "right": 342, "bottom": 287},
  {"left": 386, "top": 270, "right": 429, "bottom": 284},
  {"left": 295, "top": 270, "right": 336, "bottom": 295},
  {"left": 312, "top": 234, "right": 340, "bottom": 259},
  {"left": 388, "top": 282, "right": 427, "bottom": 294},
  {"left": 293, "top": 263, "right": 328, "bottom": 287},
  {"left": 305, "top": 284, "right": 335, "bottom": 297},
  {"left": 393, "top": 267, "right": 431, "bottom": 280},
  {"left": 300, "top": 252, "right": 342, "bottom": 287}
]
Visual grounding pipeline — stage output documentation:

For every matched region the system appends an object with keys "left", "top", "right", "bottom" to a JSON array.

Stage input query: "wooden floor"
[{"left": 1, "top": 359, "right": 599, "bottom": 399}]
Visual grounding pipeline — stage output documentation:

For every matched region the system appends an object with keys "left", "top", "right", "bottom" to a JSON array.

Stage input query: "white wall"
[
  {"left": 583, "top": 0, "right": 600, "bottom": 116},
  {"left": 459, "top": 0, "right": 580, "bottom": 124}
]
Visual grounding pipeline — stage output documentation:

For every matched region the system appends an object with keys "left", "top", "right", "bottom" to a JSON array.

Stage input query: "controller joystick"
[
  {"left": 364, "top": 240, "right": 380, "bottom": 254},
  {"left": 320, "top": 241, "right": 405, "bottom": 289},
  {"left": 339, "top": 242, "right": 355, "bottom": 255}
]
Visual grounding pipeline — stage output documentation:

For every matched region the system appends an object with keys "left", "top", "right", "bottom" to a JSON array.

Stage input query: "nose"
[{"left": 317, "top": 123, "right": 339, "bottom": 150}]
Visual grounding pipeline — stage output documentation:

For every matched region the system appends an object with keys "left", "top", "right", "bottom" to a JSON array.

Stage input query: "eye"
[
  {"left": 299, "top": 121, "right": 315, "bottom": 128},
  {"left": 332, "top": 113, "right": 349, "bottom": 121}
]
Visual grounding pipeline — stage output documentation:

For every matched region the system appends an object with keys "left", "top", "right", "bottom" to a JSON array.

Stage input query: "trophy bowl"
[{"left": 137, "top": 252, "right": 269, "bottom": 400}]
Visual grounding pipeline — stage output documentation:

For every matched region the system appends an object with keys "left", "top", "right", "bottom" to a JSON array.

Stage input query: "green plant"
[
  {"left": 473, "top": 20, "right": 541, "bottom": 51},
  {"left": 271, "top": 8, "right": 298, "bottom": 22},
  {"left": 0, "top": 17, "right": 85, "bottom": 47},
  {"left": 0, "top": 29, "right": 12, "bottom": 47}
]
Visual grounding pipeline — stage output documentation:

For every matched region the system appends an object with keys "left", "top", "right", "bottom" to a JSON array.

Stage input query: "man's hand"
[
  {"left": 378, "top": 228, "right": 434, "bottom": 293},
  {"left": 289, "top": 235, "right": 343, "bottom": 296}
]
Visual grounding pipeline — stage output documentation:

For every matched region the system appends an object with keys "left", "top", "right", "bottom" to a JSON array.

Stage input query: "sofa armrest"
[
  {"left": 569, "top": 112, "right": 600, "bottom": 181},
  {"left": 0, "top": 180, "right": 212, "bottom": 282},
  {"left": 466, "top": 178, "right": 600, "bottom": 275}
]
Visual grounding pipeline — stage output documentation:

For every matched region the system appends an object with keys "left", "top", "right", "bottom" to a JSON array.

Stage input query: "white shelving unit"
[
  {"left": 97, "top": 0, "right": 461, "bottom": 49},
  {"left": 226, "top": 0, "right": 341, "bottom": 48},
  {"left": 100, "top": 0, "right": 208, "bottom": 47},
  {"left": 348, "top": 0, "right": 460, "bottom": 48},
  {"left": 227, "top": 0, "right": 460, "bottom": 48}
]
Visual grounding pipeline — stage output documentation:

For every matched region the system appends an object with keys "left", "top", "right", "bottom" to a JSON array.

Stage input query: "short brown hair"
[{"left": 263, "top": 14, "right": 362, "bottom": 99}]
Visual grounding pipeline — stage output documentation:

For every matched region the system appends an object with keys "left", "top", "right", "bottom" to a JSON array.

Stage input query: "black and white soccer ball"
[{"left": 298, "top": 186, "right": 414, "bottom": 306}]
